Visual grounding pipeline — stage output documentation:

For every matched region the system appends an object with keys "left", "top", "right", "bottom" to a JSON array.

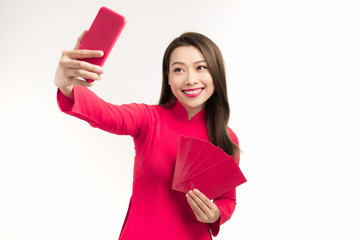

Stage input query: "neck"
[{"left": 185, "top": 106, "right": 205, "bottom": 120}]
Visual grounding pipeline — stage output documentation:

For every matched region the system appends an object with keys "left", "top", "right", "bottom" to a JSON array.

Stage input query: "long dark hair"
[{"left": 159, "top": 32, "right": 239, "bottom": 159}]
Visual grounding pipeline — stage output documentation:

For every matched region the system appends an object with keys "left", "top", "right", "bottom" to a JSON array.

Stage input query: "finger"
[
  {"left": 188, "top": 190, "right": 211, "bottom": 213},
  {"left": 70, "top": 77, "right": 96, "bottom": 88},
  {"left": 74, "top": 30, "right": 88, "bottom": 49},
  {"left": 65, "top": 59, "right": 104, "bottom": 75},
  {"left": 64, "top": 49, "right": 104, "bottom": 60},
  {"left": 65, "top": 68, "right": 102, "bottom": 81},
  {"left": 193, "top": 189, "right": 215, "bottom": 210},
  {"left": 186, "top": 193, "right": 205, "bottom": 220}
]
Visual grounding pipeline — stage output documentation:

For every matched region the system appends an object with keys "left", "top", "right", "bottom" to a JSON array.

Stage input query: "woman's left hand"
[{"left": 186, "top": 189, "right": 220, "bottom": 223}]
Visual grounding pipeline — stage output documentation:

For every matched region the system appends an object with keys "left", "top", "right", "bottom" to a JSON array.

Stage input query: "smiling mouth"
[{"left": 182, "top": 88, "right": 204, "bottom": 97}]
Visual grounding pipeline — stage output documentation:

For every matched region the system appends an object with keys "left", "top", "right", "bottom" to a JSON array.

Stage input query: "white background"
[{"left": 1, "top": 0, "right": 359, "bottom": 239}]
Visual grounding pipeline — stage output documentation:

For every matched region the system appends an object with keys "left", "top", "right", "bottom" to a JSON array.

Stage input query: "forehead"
[{"left": 170, "top": 46, "right": 205, "bottom": 64}]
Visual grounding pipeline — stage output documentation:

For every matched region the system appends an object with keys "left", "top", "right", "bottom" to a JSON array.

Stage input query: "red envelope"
[{"left": 172, "top": 136, "right": 247, "bottom": 199}]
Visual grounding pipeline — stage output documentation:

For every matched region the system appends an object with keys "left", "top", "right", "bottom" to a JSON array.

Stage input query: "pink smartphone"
[{"left": 78, "top": 7, "right": 126, "bottom": 82}]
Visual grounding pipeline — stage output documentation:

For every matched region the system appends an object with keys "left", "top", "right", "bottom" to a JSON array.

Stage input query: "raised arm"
[
  {"left": 54, "top": 30, "right": 104, "bottom": 98},
  {"left": 55, "top": 31, "right": 151, "bottom": 137}
]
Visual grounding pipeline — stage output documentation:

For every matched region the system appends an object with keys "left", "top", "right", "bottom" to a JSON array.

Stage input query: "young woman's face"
[{"left": 168, "top": 46, "right": 215, "bottom": 119}]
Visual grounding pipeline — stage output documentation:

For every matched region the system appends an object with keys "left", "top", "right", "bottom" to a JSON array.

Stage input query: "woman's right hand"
[{"left": 55, "top": 30, "right": 104, "bottom": 98}]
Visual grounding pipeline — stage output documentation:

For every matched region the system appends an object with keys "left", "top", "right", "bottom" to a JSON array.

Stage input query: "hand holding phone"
[{"left": 78, "top": 7, "right": 126, "bottom": 82}]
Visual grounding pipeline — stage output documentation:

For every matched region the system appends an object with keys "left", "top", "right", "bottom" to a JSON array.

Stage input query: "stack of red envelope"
[{"left": 172, "top": 135, "right": 247, "bottom": 199}]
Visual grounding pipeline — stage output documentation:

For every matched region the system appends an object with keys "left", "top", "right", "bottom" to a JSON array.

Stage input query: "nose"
[{"left": 184, "top": 69, "right": 198, "bottom": 86}]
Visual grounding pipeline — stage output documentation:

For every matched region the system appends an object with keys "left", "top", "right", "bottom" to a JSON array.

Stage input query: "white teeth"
[{"left": 184, "top": 89, "right": 203, "bottom": 94}]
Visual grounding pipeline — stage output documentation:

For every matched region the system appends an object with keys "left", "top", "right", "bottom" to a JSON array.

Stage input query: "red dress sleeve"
[
  {"left": 57, "top": 85, "right": 150, "bottom": 137},
  {"left": 208, "top": 127, "right": 240, "bottom": 237}
]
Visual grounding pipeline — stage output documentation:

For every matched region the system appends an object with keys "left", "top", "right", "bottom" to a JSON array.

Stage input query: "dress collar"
[{"left": 170, "top": 100, "right": 207, "bottom": 123}]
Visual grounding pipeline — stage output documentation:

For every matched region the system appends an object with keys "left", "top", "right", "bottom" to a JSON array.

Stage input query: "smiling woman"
[
  {"left": 160, "top": 32, "right": 239, "bottom": 159},
  {"left": 55, "top": 31, "right": 241, "bottom": 240},
  {"left": 168, "top": 46, "right": 215, "bottom": 119}
]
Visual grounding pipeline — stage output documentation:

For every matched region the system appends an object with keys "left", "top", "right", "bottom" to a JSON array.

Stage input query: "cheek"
[
  {"left": 209, "top": 84, "right": 215, "bottom": 95},
  {"left": 168, "top": 73, "right": 175, "bottom": 85},
  {"left": 206, "top": 76, "right": 215, "bottom": 93},
  {"left": 168, "top": 81, "right": 180, "bottom": 96},
  {"left": 168, "top": 74, "right": 181, "bottom": 87}
]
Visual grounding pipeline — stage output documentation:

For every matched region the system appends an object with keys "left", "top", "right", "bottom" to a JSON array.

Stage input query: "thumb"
[{"left": 74, "top": 30, "right": 88, "bottom": 49}]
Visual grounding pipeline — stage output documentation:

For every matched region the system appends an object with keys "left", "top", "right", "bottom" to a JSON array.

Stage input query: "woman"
[{"left": 55, "top": 31, "right": 240, "bottom": 239}]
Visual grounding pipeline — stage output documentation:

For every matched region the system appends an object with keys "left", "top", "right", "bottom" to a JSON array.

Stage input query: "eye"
[
  {"left": 197, "top": 65, "right": 207, "bottom": 70},
  {"left": 174, "top": 68, "right": 184, "bottom": 72}
]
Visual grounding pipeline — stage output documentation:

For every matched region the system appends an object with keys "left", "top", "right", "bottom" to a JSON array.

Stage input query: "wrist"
[
  {"left": 212, "top": 209, "right": 220, "bottom": 223},
  {"left": 59, "top": 85, "right": 74, "bottom": 99}
]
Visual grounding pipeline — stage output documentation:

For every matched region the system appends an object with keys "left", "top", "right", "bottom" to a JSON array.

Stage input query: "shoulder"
[
  {"left": 112, "top": 103, "right": 159, "bottom": 123},
  {"left": 151, "top": 104, "right": 174, "bottom": 116},
  {"left": 127, "top": 103, "right": 166, "bottom": 121},
  {"left": 119, "top": 103, "right": 171, "bottom": 118},
  {"left": 120, "top": 102, "right": 157, "bottom": 112},
  {"left": 227, "top": 127, "right": 239, "bottom": 146},
  {"left": 228, "top": 126, "right": 240, "bottom": 164}
]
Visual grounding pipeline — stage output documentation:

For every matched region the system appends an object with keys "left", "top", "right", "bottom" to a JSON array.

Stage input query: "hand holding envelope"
[
  {"left": 186, "top": 188, "right": 221, "bottom": 223},
  {"left": 172, "top": 136, "right": 247, "bottom": 200}
]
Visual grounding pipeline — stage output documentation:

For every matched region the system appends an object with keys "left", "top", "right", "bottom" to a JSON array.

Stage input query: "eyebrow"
[{"left": 171, "top": 60, "right": 206, "bottom": 67}]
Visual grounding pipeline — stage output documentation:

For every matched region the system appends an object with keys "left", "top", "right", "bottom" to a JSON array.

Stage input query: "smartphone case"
[{"left": 78, "top": 7, "right": 126, "bottom": 82}]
